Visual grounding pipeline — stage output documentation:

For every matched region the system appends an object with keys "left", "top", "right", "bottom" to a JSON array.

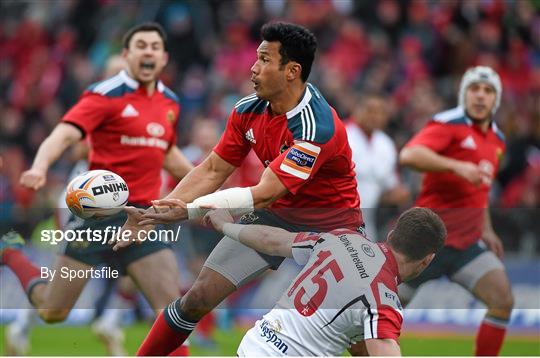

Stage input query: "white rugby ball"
[{"left": 65, "top": 169, "right": 129, "bottom": 219}]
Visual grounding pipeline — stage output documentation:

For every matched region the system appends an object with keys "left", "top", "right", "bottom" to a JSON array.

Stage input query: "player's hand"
[
  {"left": 203, "top": 208, "right": 234, "bottom": 232},
  {"left": 137, "top": 198, "right": 188, "bottom": 226},
  {"left": 482, "top": 230, "right": 504, "bottom": 260},
  {"left": 109, "top": 206, "right": 154, "bottom": 251},
  {"left": 20, "top": 168, "right": 47, "bottom": 190},
  {"left": 451, "top": 161, "right": 491, "bottom": 186}
]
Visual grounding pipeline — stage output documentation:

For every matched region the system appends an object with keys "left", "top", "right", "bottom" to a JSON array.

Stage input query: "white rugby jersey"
[
  {"left": 346, "top": 122, "right": 399, "bottom": 240},
  {"left": 238, "top": 230, "right": 403, "bottom": 356}
]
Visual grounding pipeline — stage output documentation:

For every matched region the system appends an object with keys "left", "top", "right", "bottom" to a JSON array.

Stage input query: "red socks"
[
  {"left": 137, "top": 298, "right": 196, "bottom": 356},
  {"left": 475, "top": 316, "right": 508, "bottom": 356},
  {"left": 2, "top": 248, "right": 44, "bottom": 296}
]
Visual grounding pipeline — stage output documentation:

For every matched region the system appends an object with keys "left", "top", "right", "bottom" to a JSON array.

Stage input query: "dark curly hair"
[{"left": 260, "top": 22, "right": 317, "bottom": 82}]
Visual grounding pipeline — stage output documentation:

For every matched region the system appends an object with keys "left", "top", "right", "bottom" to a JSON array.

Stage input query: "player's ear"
[
  {"left": 287, "top": 62, "right": 302, "bottom": 81},
  {"left": 121, "top": 48, "right": 129, "bottom": 59},
  {"left": 421, "top": 253, "right": 435, "bottom": 268},
  {"left": 162, "top": 51, "right": 169, "bottom": 67}
]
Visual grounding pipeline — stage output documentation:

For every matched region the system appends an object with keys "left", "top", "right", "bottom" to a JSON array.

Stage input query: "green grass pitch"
[{"left": 1, "top": 324, "right": 539, "bottom": 356}]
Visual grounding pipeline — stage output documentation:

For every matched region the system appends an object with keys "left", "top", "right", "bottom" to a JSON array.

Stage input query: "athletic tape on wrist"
[
  {"left": 222, "top": 223, "right": 244, "bottom": 241},
  {"left": 187, "top": 187, "right": 254, "bottom": 219}
]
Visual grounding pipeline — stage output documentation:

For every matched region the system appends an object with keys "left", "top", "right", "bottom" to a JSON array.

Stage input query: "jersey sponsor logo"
[
  {"left": 378, "top": 283, "right": 403, "bottom": 312},
  {"left": 146, "top": 123, "right": 165, "bottom": 137},
  {"left": 460, "top": 135, "right": 477, "bottom": 150},
  {"left": 259, "top": 320, "right": 288, "bottom": 354},
  {"left": 280, "top": 141, "right": 321, "bottom": 180},
  {"left": 120, "top": 135, "right": 169, "bottom": 150},
  {"left": 338, "top": 234, "right": 370, "bottom": 279},
  {"left": 479, "top": 159, "right": 494, "bottom": 185},
  {"left": 121, "top": 104, "right": 139, "bottom": 117},
  {"left": 245, "top": 128, "right": 257, "bottom": 144}
]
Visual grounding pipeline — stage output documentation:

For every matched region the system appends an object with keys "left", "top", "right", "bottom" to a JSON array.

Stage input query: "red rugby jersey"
[
  {"left": 62, "top": 70, "right": 180, "bottom": 206},
  {"left": 405, "top": 107, "right": 506, "bottom": 249},
  {"left": 213, "top": 84, "right": 362, "bottom": 231}
]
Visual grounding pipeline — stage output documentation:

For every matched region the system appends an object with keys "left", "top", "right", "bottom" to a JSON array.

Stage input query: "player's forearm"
[
  {"left": 31, "top": 124, "right": 82, "bottom": 171},
  {"left": 165, "top": 153, "right": 234, "bottom": 203},
  {"left": 399, "top": 145, "right": 459, "bottom": 173},
  {"left": 222, "top": 223, "right": 294, "bottom": 258},
  {"left": 365, "top": 339, "right": 401, "bottom": 356}
]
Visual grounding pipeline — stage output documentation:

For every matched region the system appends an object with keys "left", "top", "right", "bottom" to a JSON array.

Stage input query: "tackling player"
[
  {"left": 399, "top": 66, "right": 514, "bottom": 356},
  {"left": 203, "top": 206, "right": 446, "bottom": 356},
  {"left": 1, "top": 22, "right": 192, "bottom": 354},
  {"left": 112, "top": 22, "right": 363, "bottom": 356}
]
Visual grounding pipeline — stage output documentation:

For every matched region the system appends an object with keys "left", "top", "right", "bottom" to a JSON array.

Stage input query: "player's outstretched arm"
[
  {"left": 400, "top": 145, "right": 489, "bottom": 186},
  {"left": 163, "top": 146, "right": 194, "bottom": 181},
  {"left": 364, "top": 338, "right": 401, "bottom": 356},
  {"left": 20, "top": 123, "right": 83, "bottom": 190},
  {"left": 140, "top": 159, "right": 289, "bottom": 225},
  {"left": 204, "top": 209, "right": 296, "bottom": 258}
]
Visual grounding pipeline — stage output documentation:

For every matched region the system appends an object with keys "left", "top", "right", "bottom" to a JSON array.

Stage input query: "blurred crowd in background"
[{"left": 1, "top": 0, "right": 539, "bottom": 253}]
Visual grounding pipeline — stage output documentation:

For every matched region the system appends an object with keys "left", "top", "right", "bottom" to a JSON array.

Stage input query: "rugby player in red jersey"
[
  {"left": 1, "top": 22, "right": 192, "bottom": 355},
  {"left": 399, "top": 66, "right": 513, "bottom": 356},
  {"left": 112, "top": 22, "right": 363, "bottom": 356}
]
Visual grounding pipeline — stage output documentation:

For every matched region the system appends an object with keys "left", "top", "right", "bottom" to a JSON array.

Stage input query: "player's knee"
[
  {"left": 485, "top": 286, "right": 514, "bottom": 313},
  {"left": 38, "top": 308, "right": 69, "bottom": 323},
  {"left": 180, "top": 286, "right": 212, "bottom": 320}
]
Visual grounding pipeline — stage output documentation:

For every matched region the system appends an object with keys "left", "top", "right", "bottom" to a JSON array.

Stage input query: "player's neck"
[
  {"left": 390, "top": 248, "right": 410, "bottom": 282},
  {"left": 268, "top": 82, "right": 307, "bottom": 116},
  {"left": 140, "top": 81, "right": 157, "bottom": 96}
]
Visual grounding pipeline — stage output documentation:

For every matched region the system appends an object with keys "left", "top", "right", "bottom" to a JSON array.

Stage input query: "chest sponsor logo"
[
  {"left": 147, "top": 122, "right": 165, "bottom": 137},
  {"left": 245, "top": 128, "right": 256, "bottom": 144},
  {"left": 479, "top": 159, "right": 494, "bottom": 185},
  {"left": 279, "top": 141, "right": 321, "bottom": 180},
  {"left": 460, "top": 135, "right": 477, "bottom": 150},
  {"left": 259, "top": 320, "right": 288, "bottom": 354},
  {"left": 121, "top": 104, "right": 139, "bottom": 118},
  {"left": 378, "top": 282, "right": 403, "bottom": 312}
]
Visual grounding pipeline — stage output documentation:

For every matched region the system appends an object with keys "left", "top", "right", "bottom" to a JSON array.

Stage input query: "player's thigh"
[
  {"left": 126, "top": 248, "right": 180, "bottom": 312},
  {"left": 37, "top": 255, "right": 91, "bottom": 317},
  {"left": 471, "top": 268, "right": 514, "bottom": 312},
  {"left": 203, "top": 235, "right": 271, "bottom": 288},
  {"left": 449, "top": 246, "right": 505, "bottom": 292}
]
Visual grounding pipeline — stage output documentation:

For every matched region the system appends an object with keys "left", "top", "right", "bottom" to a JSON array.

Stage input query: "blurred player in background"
[
  {"left": 203, "top": 207, "right": 446, "bottom": 356},
  {"left": 399, "top": 66, "right": 514, "bottom": 356},
  {"left": 1, "top": 22, "right": 193, "bottom": 355},
  {"left": 112, "top": 22, "right": 364, "bottom": 356},
  {"left": 4, "top": 54, "right": 129, "bottom": 356},
  {"left": 346, "top": 94, "right": 410, "bottom": 241}
]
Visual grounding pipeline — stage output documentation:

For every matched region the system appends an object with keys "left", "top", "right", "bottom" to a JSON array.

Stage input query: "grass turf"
[{"left": 1, "top": 324, "right": 538, "bottom": 356}]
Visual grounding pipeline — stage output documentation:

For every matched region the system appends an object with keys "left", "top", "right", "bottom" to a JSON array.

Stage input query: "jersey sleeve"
[
  {"left": 404, "top": 121, "right": 454, "bottom": 154},
  {"left": 291, "top": 232, "right": 324, "bottom": 265},
  {"left": 362, "top": 307, "right": 402, "bottom": 341},
  {"left": 268, "top": 140, "right": 335, "bottom": 194},
  {"left": 62, "top": 91, "right": 112, "bottom": 136},
  {"left": 213, "top": 109, "right": 251, "bottom": 167}
]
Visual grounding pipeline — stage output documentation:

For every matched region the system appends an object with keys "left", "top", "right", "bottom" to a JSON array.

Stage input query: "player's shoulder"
[
  {"left": 286, "top": 83, "right": 335, "bottom": 144},
  {"left": 157, "top": 81, "right": 180, "bottom": 105},
  {"left": 491, "top": 121, "right": 506, "bottom": 143},
  {"left": 86, "top": 70, "right": 137, "bottom": 98},
  {"left": 234, "top": 93, "right": 268, "bottom": 115},
  {"left": 431, "top": 106, "right": 472, "bottom": 126}
]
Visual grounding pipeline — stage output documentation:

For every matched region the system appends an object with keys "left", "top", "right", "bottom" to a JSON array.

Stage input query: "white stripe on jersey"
[
  {"left": 306, "top": 104, "right": 316, "bottom": 141},
  {"left": 433, "top": 106, "right": 469, "bottom": 123},
  {"left": 93, "top": 75, "right": 123, "bottom": 95},
  {"left": 300, "top": 109, "right": 307, "bottom": 140},
  {"left": 235, "top": 94, "right": 258, "bottom": 108}
]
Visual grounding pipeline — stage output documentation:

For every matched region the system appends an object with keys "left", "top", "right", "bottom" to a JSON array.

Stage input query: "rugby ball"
[{"left": 65, "top": 170, "right": 129, "bottom": 219}]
